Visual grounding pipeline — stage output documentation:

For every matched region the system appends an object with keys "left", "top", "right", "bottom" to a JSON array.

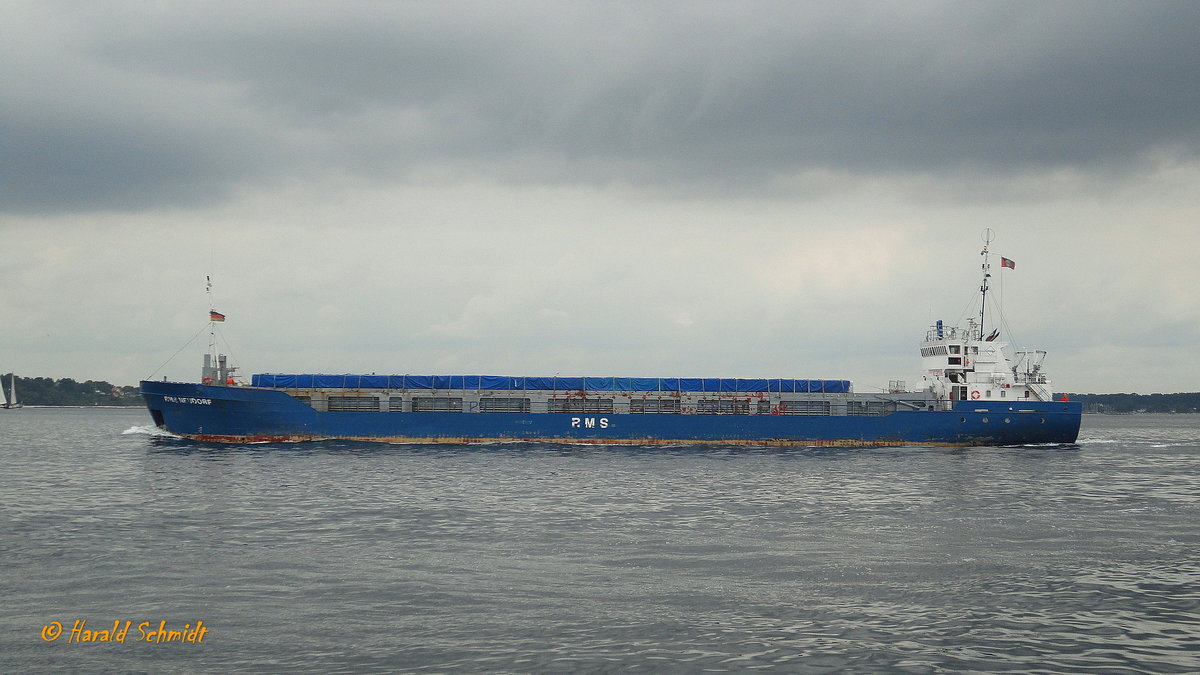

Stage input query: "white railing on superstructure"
[
  {"left": 1013, "top": 371, "right": 1049, "bottom": 385},
  {"left": 924, "top": 325, "right": 982, "bottom": 342}
]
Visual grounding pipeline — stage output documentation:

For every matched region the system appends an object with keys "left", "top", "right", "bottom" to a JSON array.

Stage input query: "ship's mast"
[
  {"left": 202, "top": 276, "right": 234, "bottom": 385},
  {"left": 207, "top": 275, "right": 217, "bottom": 366},
  {"left": 979, "top": 228, "right": 994, "bottom": 340},
  {"left": 202, "top": 275, "right": 226, "bottom": 385}
]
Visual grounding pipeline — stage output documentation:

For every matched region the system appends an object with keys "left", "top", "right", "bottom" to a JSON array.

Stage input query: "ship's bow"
[{"left": 140, "top": 380, "right": 319, "bottom": 442}]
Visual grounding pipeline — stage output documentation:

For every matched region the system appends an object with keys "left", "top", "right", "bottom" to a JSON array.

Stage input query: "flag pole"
[{"left": 207, "top": 276, "right": 216, "bottom": 383}]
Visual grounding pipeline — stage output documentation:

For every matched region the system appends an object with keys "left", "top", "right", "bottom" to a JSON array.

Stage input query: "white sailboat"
[{"left": 2, "top": 374, "right": 20, "bottom": 409}]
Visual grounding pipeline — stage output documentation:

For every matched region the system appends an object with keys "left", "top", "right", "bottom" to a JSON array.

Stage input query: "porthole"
[
  {"left": 981, "top": 417, "right": 989, "bottom": 423},
  {"left": 1004, "top": 417, "right": 1011, "bottom": 424},
  {"left": 1040, "top": 418, "right": 1046, "bottom": 424},
  {"left": 960, "top": 417, "right": 967, "bottom": 423}
]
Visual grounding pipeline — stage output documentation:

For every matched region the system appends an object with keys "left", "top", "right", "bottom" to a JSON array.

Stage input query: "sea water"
[{"left": 1, "top": 408, "right": 1197, "bottom": 673}]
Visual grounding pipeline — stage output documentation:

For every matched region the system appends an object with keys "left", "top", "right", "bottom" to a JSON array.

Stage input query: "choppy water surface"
[{"left": 2, "top": 409, "right": 1198, "bottom": 673}]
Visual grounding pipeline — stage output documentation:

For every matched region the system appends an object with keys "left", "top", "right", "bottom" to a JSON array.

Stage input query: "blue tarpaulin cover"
[{"left": 251, "top": 374, "right": 852, "bottom": 393}]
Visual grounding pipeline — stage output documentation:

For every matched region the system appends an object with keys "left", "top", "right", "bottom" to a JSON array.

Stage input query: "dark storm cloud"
[{"left": 3, "top": 1, "right": 1199, "bottom": 214}]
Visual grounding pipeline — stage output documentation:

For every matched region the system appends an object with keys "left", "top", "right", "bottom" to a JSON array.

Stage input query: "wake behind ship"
[{"left": 140, "top": 237, "right": 1082, "bottom": 447}]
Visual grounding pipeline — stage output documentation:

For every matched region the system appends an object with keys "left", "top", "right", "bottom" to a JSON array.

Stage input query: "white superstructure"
[
  {"left": 920, "top": 319, "right": 1053, "bottom": 403},
  {"left": 918, "top": 231, "right": 1056, "bottom": 404}
]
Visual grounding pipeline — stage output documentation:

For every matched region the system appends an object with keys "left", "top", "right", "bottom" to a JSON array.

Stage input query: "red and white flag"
[{"left": 1000, "top": 257, "right": 1016, "bottom": 269}]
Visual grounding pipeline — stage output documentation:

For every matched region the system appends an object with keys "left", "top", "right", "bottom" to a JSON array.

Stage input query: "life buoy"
[
  {"left": 202, "top": 376, "right": 213, "bottom": 385},
  {"left": 970, "top": 390, "right": 981, "bottom": 400}
]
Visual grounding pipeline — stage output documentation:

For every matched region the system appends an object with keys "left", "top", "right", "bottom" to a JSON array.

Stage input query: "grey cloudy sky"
[{"left": 3, "top": 1, "right": 1198, "bottom": 393}]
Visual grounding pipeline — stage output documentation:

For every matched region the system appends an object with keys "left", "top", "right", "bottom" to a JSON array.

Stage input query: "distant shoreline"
[
  {"left": 1064, "top": 392, "right": 1200, "bottom": 414},
  {"left": 5, "top": 405, "right": 143, "bottom": 409}
]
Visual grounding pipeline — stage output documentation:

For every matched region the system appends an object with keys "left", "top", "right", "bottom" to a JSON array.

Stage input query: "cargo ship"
[{"left": 140, "top": 236, "right": 1082, "bottom": 446}]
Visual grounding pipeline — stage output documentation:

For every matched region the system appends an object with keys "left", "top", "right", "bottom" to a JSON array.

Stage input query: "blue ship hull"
[{"left": 140, "top": 380, "right": 1082, "bottom": 447}]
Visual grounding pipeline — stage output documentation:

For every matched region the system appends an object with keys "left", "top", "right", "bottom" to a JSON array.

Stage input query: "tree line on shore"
[
  {"left": 3, "top": 374, "right": 142, "bottom": 407},
  {"left": 1063, "top": 392, "right": 1200, "bottom": 414}
]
